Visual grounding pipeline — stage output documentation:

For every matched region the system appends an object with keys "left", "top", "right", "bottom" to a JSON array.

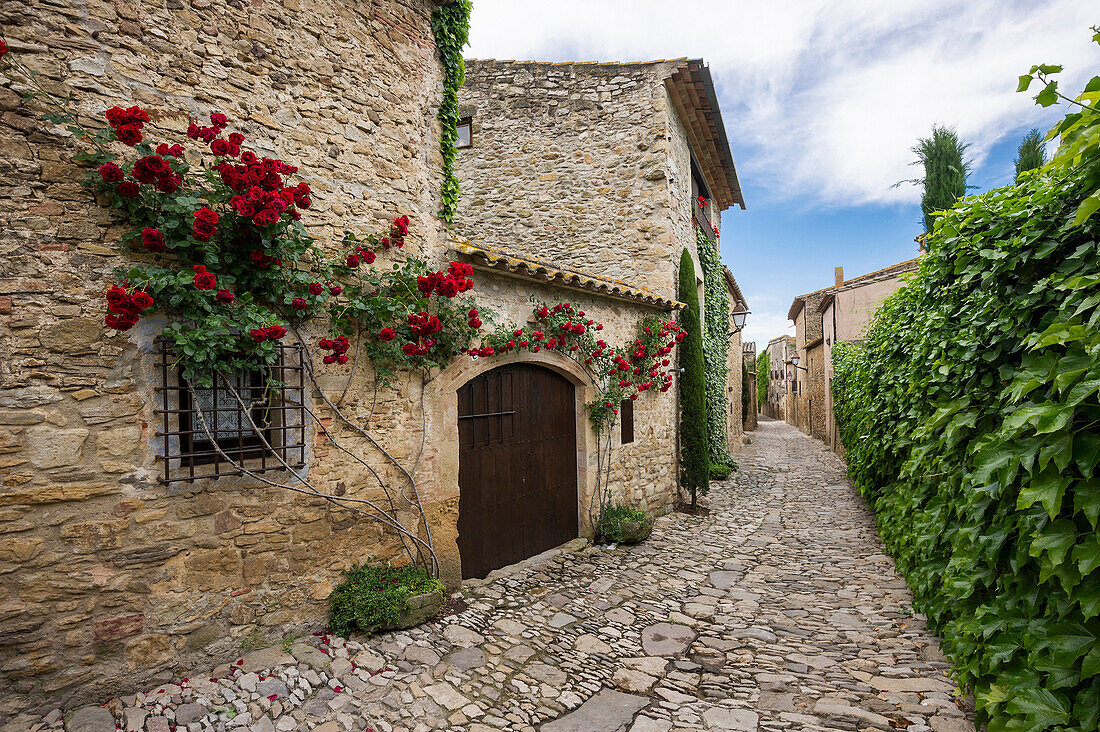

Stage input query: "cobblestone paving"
[{"left": 32, "top": 418, "right": 974, "bottom": 732}]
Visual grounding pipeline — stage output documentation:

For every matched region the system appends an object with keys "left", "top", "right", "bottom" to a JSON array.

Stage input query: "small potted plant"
[
  {"left": 598, "top": 504, "right": 654, "bottom": 545},
  {"left": 328, "top": 561, "right": 445, "bottom": 637}
]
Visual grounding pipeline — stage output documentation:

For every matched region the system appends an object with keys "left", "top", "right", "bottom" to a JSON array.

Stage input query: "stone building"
[
  {"left": 787, "top": 287, "right": 832, "bottom": 439},
  {"left": 0, "top": 4, "right": 749, "bottom": 713},
  {"left": 452, "top": 58, "right": 749, "bottom": 462},
  {"left": 820, "top": 260, "right": 918, "bottom": 453},
  {"left": 723, "top": 267, "right": 749, "bottom": 448},
  {"left": 763, "top": 335, "right": 792, "bottom": 420}
]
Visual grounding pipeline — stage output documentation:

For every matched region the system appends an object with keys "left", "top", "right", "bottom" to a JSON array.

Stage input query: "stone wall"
[
  {"left": 453, "top": 60, "right": 714, "bottom": 303},
  {"left": 0, "top": 0, "right": 458, "bottom": 714}
]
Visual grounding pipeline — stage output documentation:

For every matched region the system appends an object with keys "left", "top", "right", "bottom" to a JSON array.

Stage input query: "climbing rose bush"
[
  {"left": 75, "top": 105, "right": 481, "bottom": 385},
  {"left": 479, "top": 301, "right": 682, "bottom": 427}
]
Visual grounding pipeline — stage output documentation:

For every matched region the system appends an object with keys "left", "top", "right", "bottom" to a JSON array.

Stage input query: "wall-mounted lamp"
[
  {"left": 790, "top": 354, "right": 808, "bottom": 372},
  {"left": 731, "top": 302, "right": 750, "bottom": 332}
]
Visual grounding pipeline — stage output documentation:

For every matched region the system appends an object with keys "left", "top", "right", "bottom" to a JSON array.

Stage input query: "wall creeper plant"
[{"left": 697, "top": 226, "right": 733, "bottom": 466}]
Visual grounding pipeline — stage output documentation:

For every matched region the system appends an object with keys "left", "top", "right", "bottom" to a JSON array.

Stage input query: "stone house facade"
[
  {"left": 0, "top": 5, "right": 749, "bottom": 714},
  {"left": 723, "top": 268, "right": 749, "bottom": 448},
  {"left": 820, "top": 260, "right": 918, "bottom": 453},
  {"left": 763, "top": 335, "right": 792, "bottom": 420},
  {"left": 787, "top": 289, "right": 831, "bottom": 438},
  {"left": 452, "top": 58, "right": 748, "bottom": 474}
]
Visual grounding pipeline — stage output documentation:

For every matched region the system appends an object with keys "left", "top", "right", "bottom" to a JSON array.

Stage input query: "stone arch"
[{"left": 420, "top": 349, "right": 601, "bottom": 586}]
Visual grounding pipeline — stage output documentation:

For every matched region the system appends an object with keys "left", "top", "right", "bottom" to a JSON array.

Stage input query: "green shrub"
[
  {"left": 831, "top": 56, "right": 1100, "bottom": 732},
  {"left": 328, "top": 561, "right": 444, "bottom": 638},
  {"left": 709, "top": 463, "right": 733, "bottom": 481},
  {"left": 597, "top": 504, "right": 653, "bottom": 544},
  {"left": 678, "top": 248, "right": 709, "bottom": 507}
]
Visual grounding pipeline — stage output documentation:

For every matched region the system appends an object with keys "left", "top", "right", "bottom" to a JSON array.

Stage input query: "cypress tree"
[
  {"left": 677, "top": 248, "right": 709, "bottom": 509},
  {"left": 1014, "top": 128, "right": 1047, "bottom": 178},
  {"left": 907, "top": 124, "right": 972, "bottom": 232}
]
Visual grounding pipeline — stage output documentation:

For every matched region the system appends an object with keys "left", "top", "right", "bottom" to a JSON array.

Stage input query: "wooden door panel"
[{"left": 457, "top": 364, "right": 577, "bottom": 579}]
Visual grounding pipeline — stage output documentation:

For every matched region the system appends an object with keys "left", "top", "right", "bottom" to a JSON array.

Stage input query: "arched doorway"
[{"left": 457, "top": 363, "right": 579, "bottom": 579}]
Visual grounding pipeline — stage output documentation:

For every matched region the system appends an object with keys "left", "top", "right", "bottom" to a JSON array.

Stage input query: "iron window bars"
[{"left": 155, "top": 339, "right": 307, "bottom": 484}]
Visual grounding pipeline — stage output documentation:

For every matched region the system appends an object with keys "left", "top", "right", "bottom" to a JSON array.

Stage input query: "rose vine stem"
[
  {"left": 185, "top": 377, "right": 437, "bottom": 571},
  {"left": 292, "top": 326, "right": 439, "bottom": 574}
]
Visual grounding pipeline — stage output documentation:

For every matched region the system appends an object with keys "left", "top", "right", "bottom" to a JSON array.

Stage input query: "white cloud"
[{"left": 465, "top": 0, "right": 1098, "bottom": 207}]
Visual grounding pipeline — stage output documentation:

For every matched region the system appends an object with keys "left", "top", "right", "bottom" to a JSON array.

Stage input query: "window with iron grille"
[{"left": 155, "top": 340, "right": 307, "bottom": 484}]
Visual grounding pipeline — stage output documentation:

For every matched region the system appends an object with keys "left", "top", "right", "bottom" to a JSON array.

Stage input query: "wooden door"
[{"left": 457, "top": 364, "right": 578, "bottom": 579}]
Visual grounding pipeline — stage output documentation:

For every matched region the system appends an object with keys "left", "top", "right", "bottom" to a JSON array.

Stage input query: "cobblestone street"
[{"left": 40, "top": 419, "right": 973, "bottom": 732}]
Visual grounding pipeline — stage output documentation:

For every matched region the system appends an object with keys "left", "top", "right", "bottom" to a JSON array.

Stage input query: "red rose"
[
  {"left": 115, "top": 125, "right": 142, "bottom": 146},
  {"left": 308, "top": 282, "right": 324, "bottom": 295},
  {"left": 241, "top": 151, "right": 258, "bottom": 165},
  {"left": 210, "top": 138, "right": 231, "bottom": 156},
  {"left": 401, "top": 343, "right": 418, "bottom": 356},
  {"left": 193, "top": 271, "right": 216, "bottom": 290},
  {"left": 228, "top": 132, "right": 245, "bottom": 145},
  {"left": 105, "top": 285, "right": 127, "bottom": 305},
  {"left": 130, "top": 291, "right": 154, "bottom": 310},
  {"left": 192, "top": 219, "right": 216, "bottom": 242},
  {"left": 141, "top": 227, "right": 166, "bottom": 252},
  {"left": 216, "top": 290, "right": 235, "bottom": 304},
  {"left": 292, "top": 297, "right": 307, "bottom": 310},
  {"left": 118, "top": 181, "right": 140, "bottom": 198},
  {"left": 0, "top": 40, "right": 8, "bottom": 57},
  {"left": 210, "top": 112, "right": 229, "bottom": 129},
  {"left": 193, "top": 264, "right": 207, "bottom": 273},
  {"left": 346, "top": 254, "right": 359, "bottom": 268},
  {"left": 329, "top": 285, "right": 342, "bottom": 296},
  {"left": 157, "top": 174, "right": 183, "bottom": 193},
  {"left": 264, "top": 324, "right": 286, "bottom": 339},
  {"left": 378, "top": 327, "right": 396, "bottom": 341},
  {"left": 194, "top": 207, "right": 219, "bottom": 224},
  {"left": 250, "top": 328, "right": 266, "bottom": 342},
  {"left": 361, "top": 250, "right": 376, "bottom": 264},
  {"left": 98, "top": 162, "right": 124, "bottom": 182}
]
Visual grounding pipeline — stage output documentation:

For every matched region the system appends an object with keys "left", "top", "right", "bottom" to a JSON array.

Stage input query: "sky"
[{"left": 463, "top": 0, "right": 1098, "bottom": 349}]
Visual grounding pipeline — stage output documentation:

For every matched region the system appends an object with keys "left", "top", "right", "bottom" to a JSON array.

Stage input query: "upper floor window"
[
  {"left": 456, "top": 117, "right": 472, "bottom": 148},
  {"left": 691, "top": 158, "right": 711, "bottom": 226},
  {"left": 620, "top": 399, "right": 635, "bottom": 444}
]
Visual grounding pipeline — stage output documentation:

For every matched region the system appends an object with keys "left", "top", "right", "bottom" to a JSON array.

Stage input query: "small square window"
[
  {"left": 456, "top": 117, "right": 472, "bottom": 148},
  {"left": 620, "top": 399, "right": 634, "bottom": 445}
]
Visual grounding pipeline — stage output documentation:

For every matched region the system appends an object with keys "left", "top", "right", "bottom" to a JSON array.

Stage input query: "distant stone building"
[
  {"left": 723, "top": 267, "right": 749, "bottom": 447},
  {"left": 787, "top": 288, "right": 832, "bottom": 439},
  {"left": 820, "top": 260, "right": 918, "bottom": 452},
  {"left": 763, "top": 335, "right": 793, "bottom": 420}
]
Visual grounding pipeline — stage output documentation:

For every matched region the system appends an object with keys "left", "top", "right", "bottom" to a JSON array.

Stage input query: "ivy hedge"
[
  {"left": 831, "top": 57, "right": 1100, "bottom": 732},
  {"left": 697, "top": 228, "right": 733, "bottom": 465}
]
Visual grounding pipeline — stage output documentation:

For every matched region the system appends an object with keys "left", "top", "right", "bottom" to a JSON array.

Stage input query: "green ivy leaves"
[
  {"left": 830, "top": 42, "right": 1100, "bottom": 730},
  {"left": 431, "top": 1, "right": 472, "bottom": 223}
]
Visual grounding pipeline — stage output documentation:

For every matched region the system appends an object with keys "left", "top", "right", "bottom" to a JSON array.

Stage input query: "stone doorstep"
[{"left": 462, "top": 537, "right": 592, "bottom": 588}]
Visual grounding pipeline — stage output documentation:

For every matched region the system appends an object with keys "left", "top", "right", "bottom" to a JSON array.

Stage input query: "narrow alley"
[{"left": 52, "top": 419, "right": 972, "bottom": 732}]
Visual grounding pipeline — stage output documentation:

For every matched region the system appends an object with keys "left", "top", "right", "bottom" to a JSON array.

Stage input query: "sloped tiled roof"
[
  {"left": 450, "top": 238, "right": 684, "bottom": 310},
  {"left": 816, "top": 258, "right": 920, "bottom": 312}
]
